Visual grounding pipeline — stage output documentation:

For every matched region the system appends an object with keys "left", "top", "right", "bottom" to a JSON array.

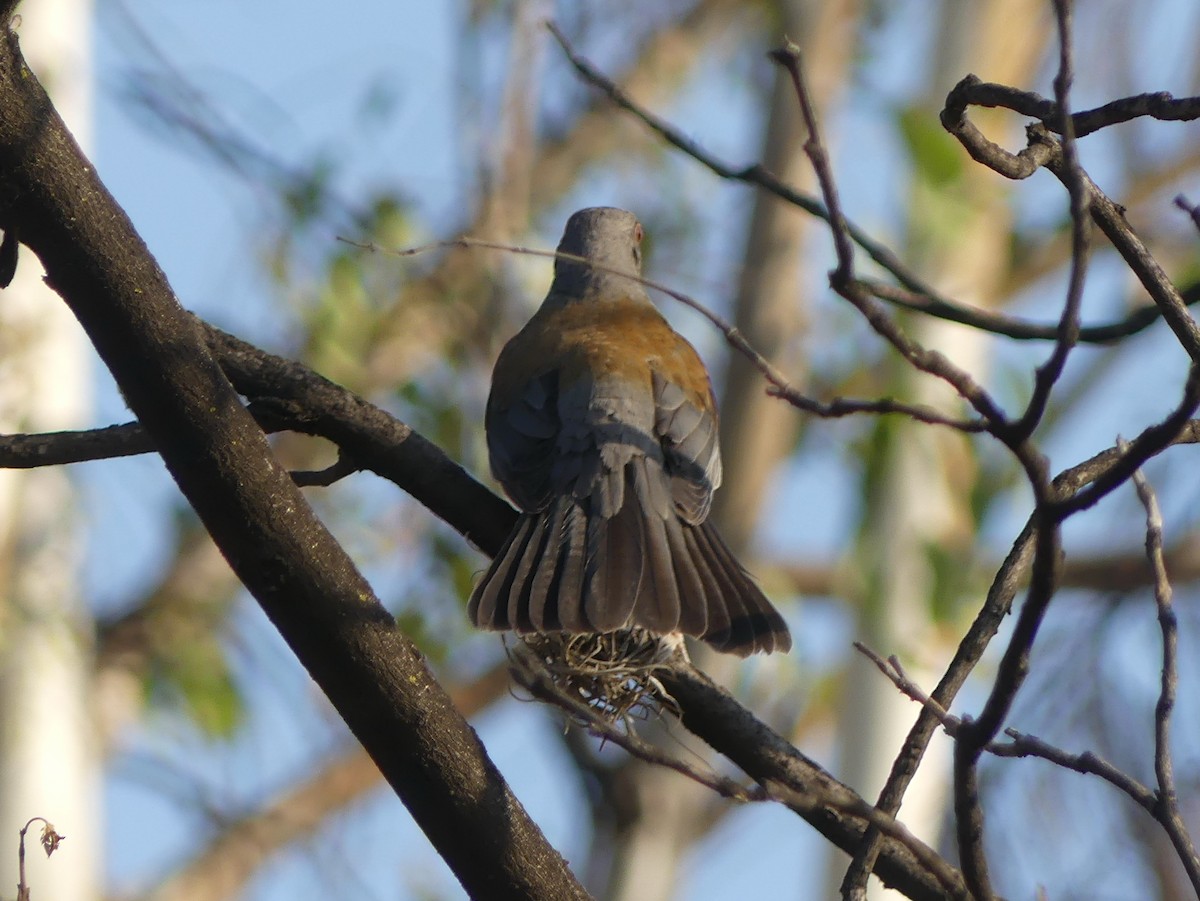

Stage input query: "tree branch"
[
  {"left": 657, "top": 661, "right": 970, "bottom": 901},
  {"left": 0, "top": 320, "right": 519, "bottom": 555},
  {"left": 942, "top": 78, "right": 1200, "bottom": 365},
  {"left": 1129, "top": 459, "right": 1200, "bottom": 892},
  {"left": 0, "top": 21, "right": 587, "bottom": 901}
]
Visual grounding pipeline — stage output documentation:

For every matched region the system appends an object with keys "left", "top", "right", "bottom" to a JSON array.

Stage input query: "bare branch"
[
  {"left": 1128, "top": 456, "right": 1200, "bottom": 892},
  {"left": 770, "top": 42, "right": 1013, "bottom": 436},
  {"left": 764, "top": 779, "right": 971, "bottom": 901},
  {"left": 657, "top": 659, "right": 969, "bottom": 901},
  {"left": 513, "top": 655, "right": 761, "bottom": 804},
  {"left": 289, "top": 452, "right": 361, "bottom": 488},
  {"left": 942, "top": 78, "right": 1200, "bottom": 366},
  {"left": 0, "top": 421, "right": 154, "bottom": 466},
  {"left": 941, "top": 77, "right": 1200, "bottom": 141},
  {"left": 1015, "top": 0, "right": 1088, "bottom": 442},
  {"left": 997, "top": 727, "right": 1158, "bottom": 808},
  {"left": 854, "top": 640, "right": 1171, "bottom": 853},
  {"left": 860, "top": 278, "right": 1200, "bottom": 344},
  {"left": 847, "top": 416, "right": 1200, "bottom": 893},
  {"left": 1053, "top": 365, "right": 1200, "bottom": 518}
]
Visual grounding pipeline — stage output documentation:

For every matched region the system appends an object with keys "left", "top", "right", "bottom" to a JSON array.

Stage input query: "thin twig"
[
  {"left": 853, "top": 642, "right": 1169, "bottom": 832},
  {"left": 1175, "top": 194, "right": 1200, "bottom": 233},
  {"left": 512, "top": 651, "right": 762, "bottom": 803},
  {"left": 1127, "top": 449, "right": 1200, "bottom": 892},
  {"left": 1014, "top": 0, "right": 1088, "bottom": 442},
  {"left": 768, "top": 42, "right": 1012, "bottom": 432},
  {"left": 860, "top": 277, "right": 1200, "bottom": 344},
  {"left": 995, "top": 727, "right": 1157, "bottom": 807},
  {"left": 1052, "top": 364, "right": 1200, "bottom": 518},
  {"left": 770, "top": 40, "right": 854, "bottom": 281},
  {"left": 548, "top": 20, "right": 1165, "bottom": 349},
  {"left": 343, "top": 235, "right": 987, "bottom": 432}
]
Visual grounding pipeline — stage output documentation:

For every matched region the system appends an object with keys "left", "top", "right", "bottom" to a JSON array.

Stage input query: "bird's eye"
[{"left": 634, "top": 223, "right": 644, "bottom": 243}]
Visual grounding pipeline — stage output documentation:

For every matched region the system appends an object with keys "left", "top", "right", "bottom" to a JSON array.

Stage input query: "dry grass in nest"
[{"left": 508, "top": 629, "right": 684, "bottom": 726}]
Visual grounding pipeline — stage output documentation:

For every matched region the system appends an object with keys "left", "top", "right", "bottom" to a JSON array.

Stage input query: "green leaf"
[
  {"left": 896, "top": 106, "right": 965, "bottom": 187},
  {"left": 149, "top": 637, "right": 244, "bottom": 739}
]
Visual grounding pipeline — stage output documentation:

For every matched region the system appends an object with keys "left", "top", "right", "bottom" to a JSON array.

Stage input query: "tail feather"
[
  {"left": 527, "top": 500, "right": 566, "bottom": 632},
  {"left": 687, "top": 520, "right": 751, "bottom": 653},
  {"left": 547, "top": 502, "right": 586, "bottom": 631},
  {"left": 630, "top": 459, "right": 682, "bottom": 633},
  {"left": 584, "top": 492, "right": 644, "bottom": 631},
  {"left": 468, "top": 463, "right": 791, "bottom": 655},
  {"left": 507, "top": 511, "right": 551, "bottom": 633},
  {"left": 680, "top": 523, "right": 728, "bottom": 639},
  {"left": 666, "top": 516, "right": 708, "bottom": 636},
  {"left": 693, "top": 521, "right": 791, "bottom": 655},
  {"left": 469, "top": 515, "right": 533, "bottom": 629}
]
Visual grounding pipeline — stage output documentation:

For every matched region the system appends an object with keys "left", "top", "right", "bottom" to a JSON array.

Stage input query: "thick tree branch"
[{"left": 0, "top": 21, "right": 587, "bottom": 901}]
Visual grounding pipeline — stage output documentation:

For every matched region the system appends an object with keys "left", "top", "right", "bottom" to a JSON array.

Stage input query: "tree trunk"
[{"left": 0, "top": 3, "right": 98, "bottom": 899}]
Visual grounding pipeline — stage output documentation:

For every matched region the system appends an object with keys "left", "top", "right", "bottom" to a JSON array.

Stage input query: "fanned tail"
[{"left": 467, "top": 464, "right": 791, "bottom": 656}]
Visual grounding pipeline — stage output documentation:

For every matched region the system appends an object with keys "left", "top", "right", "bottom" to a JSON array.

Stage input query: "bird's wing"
[
  {"left": 486, "top": 366, "right": 560, "bottom": 512},
  {"left": 652, "top": 359, "right": 721, "bottom": 527}
]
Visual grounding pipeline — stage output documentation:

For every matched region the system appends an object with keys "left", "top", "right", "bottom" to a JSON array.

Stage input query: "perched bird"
[{"left": 469, "top": 207, "right": 790, "bottom": 656}]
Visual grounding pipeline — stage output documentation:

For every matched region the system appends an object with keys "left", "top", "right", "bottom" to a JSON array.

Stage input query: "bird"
[{"left": 468, "top": 207, "right": 791, "bottom": 656}]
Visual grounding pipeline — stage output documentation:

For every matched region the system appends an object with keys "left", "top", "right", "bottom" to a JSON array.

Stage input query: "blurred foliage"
[{"left": 145, "top": 631, "right": 243, "bottom": 738}]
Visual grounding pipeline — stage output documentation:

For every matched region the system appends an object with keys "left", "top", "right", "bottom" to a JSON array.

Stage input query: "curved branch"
[
  {"left": 943, "top": 76, "right": 1200, "bottom": 365},
  {"left": 941, "top": 75, "right": 1200, "bottom": 140}
]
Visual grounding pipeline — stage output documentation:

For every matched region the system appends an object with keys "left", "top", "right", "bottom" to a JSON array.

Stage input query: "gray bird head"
[{"left": 551, "top": 207, "right": 646, "bottom": 300}]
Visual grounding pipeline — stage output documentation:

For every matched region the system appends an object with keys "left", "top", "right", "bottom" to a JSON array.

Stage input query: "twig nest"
[{"left": 508, "top": 629, "right": 687, "bottom": 725}]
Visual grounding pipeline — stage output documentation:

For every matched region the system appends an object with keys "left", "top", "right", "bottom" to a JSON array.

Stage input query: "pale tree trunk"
[
  {"left": 0, "top": 2, "right": 97, "bottom": 899},
  {"left": 600, "top": 2, "right": 860, "bottom": 899},
  {"left": 828, "top": 1, "right": 1049, "bottom": 896}
]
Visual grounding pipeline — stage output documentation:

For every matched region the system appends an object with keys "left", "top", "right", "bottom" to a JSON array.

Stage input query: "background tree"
[
  {"left": 2, "top": 1, "right": 1200, "bottom": 900},
  {"left": 0, "top": 1, "right": 97, "bottom": 899}
]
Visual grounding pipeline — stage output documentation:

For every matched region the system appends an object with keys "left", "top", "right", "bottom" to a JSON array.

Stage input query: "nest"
[{"left": 508, "top": 629, "right": 685, "bottom": 726}]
